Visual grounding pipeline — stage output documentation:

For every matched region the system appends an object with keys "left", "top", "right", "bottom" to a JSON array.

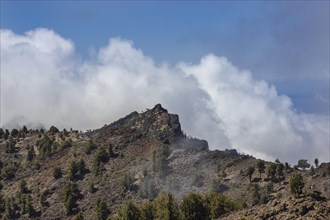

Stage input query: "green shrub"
[
  {"left": 96, "top": 198, "right": 109, "bottom": 220},
  {"left": 95, "top": 146, "right": 109, "bottom": 163},
  {"left": 53, "top": 167, "right": 63, "bottom": 179},
  {"left": 289, "top": 173, "right": 304, "bottom": 198},
  {"left": 38, "top": 134, "right": 53, "bottom": 157},
  {"left": 5, "top": 140, "right": 16, "bottom": 154},
  {"left": 26, "top": 146, "right": 35, "bottom": 162},
  {"left": 1, "top": 161, "right": 19, "bottom": 180},
  {"left": 85, "top": 140, "right": 96, "bottom": 155}
]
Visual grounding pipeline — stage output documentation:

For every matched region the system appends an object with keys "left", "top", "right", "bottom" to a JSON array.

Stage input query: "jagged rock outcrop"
[{"left": 92, "top": 104, "right": 196, "bottom": 145}]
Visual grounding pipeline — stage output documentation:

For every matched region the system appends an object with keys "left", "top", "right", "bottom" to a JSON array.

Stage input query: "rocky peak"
[
  {"left": 93, "top": 104, "right": 184, "bottom": 143},
  {"left": 152, "top": 103, "right": 168, "bottom": 113}
]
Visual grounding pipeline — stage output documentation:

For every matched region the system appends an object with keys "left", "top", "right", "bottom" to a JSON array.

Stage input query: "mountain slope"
[{"left": 0, "top": 104, "right": 329, "bottom": 219}]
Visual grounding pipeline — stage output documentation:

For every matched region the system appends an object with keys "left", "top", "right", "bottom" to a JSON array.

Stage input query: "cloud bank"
[{"left": 1, "top": 28, "right": 329, "bottom": 164}]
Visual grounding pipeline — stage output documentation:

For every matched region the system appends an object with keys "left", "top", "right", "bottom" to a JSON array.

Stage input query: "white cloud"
[{"left": 1, "top": 28, "right": 329, "bottom": 164}]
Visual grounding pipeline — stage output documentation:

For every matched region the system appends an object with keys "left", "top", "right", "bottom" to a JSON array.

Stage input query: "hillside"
[{"left": 0, "top": 104, "right": 329, "bottom": 219}]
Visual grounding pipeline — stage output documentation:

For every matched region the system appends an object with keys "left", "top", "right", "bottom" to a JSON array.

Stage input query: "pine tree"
[
  {"left": 247, "top": 166, "right": 255, "bottom": 182},
  {"left": 256, "top": 160, "right": 265, "bottom": 179},
  {"left": 314, "top": 158, "right": 319, "bottom": 168},
  {"left": 289, "top": 173, "right": 304, "bottom": 198},
  {"left": 268, "top": 164, "right": 277, "bottom": 182},
  {"left": 26, "top": 146, "right": 35, "bottom": 162}
]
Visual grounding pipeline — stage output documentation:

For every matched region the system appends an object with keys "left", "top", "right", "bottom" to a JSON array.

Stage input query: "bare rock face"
[{"left": 92, "top": 104, "right": 185, "bottom": 143}]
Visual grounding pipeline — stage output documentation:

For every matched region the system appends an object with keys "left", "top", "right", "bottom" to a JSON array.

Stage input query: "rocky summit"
[{"left": 0, "top": 104, "right": 329, "bottom": 219}]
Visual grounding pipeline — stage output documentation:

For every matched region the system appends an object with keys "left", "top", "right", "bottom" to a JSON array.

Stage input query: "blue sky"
[{"left": 1, "top": 1, "right": 329, "bottom": 114}]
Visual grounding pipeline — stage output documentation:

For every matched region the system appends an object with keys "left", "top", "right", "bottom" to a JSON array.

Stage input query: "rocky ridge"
[{"left": 0, "top": 104, "right": 329, "bottom": 219}]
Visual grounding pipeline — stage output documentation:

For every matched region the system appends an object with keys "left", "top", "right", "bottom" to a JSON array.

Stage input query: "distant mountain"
[{"left": 0, "top": 104, "right": 329, "bottom": 219}]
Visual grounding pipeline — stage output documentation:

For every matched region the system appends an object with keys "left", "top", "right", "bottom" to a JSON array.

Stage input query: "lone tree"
[
  {"left": 48, "top": 126, "right": 59, "bottom": 135},
  {"left": 297, "top": 159, "right": 311, "bottom": 171},
  {"left": 289, "top": 173, "right": 304, "bottom": 198},
  {"left": 314, "top": 158, "right": 319, "bottom": 168},
  {"left": 247, "top": 166, "right": 255, "bottom": 182},
  {"left": 277, "top": 163, "right": 284, "bottom": 181},
  {"left": 268, "top": 164, "right": 277, "bottom": 182},
  {"left": 26, "top": 146, "right": 35, "bottom": 162},
  {"left": 284, "top": 162, "right": 290, "bottom": 172},
  {"left": 256, "top": 160, "right": 265, "bottom": 179},
  {"left": 62, "top": 182, "right": 80, "bottom": 215}
]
